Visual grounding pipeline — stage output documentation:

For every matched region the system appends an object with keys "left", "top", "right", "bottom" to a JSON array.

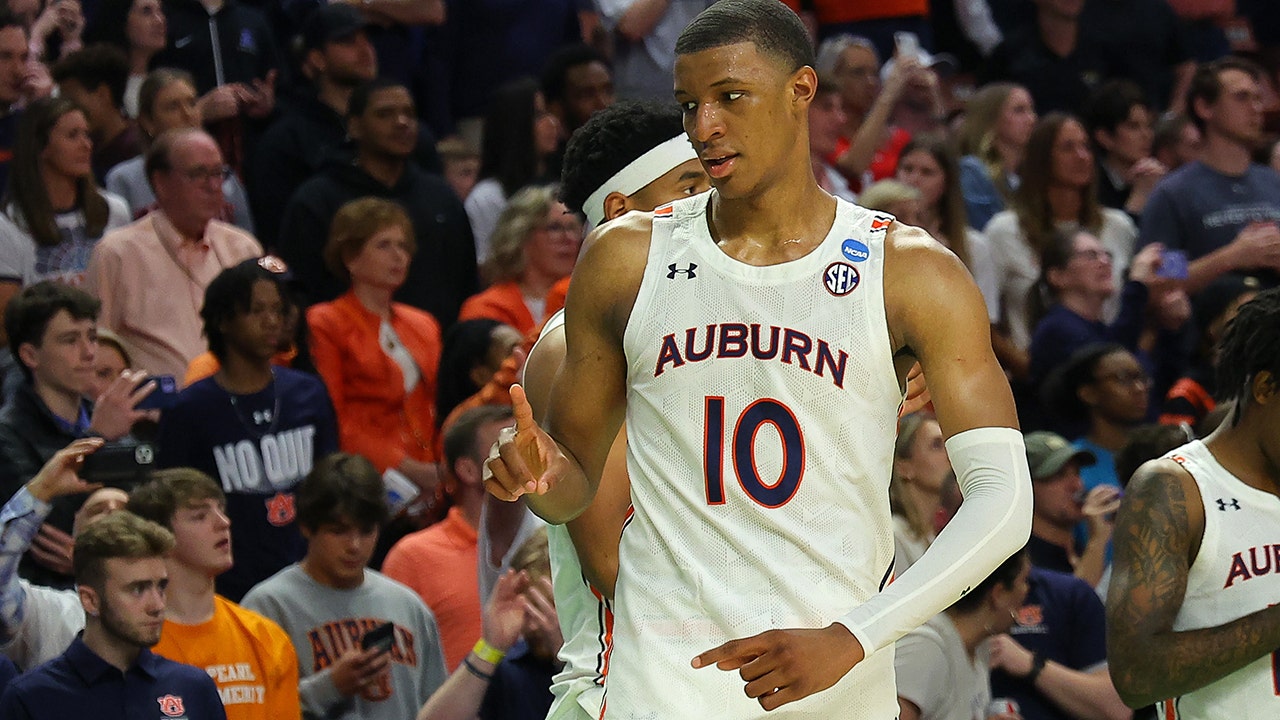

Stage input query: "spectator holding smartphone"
[
  {"left": 242, "top": 452, "right": 447, "bottom": 720},
  {"left": 0, "top": 282, "right": 152, "bottom": 589}
]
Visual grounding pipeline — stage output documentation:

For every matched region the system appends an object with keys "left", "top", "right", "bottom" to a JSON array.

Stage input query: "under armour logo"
[
  {"left": 667, "top": 263, "right": 697, "bottom": 279},
  {"left": 1217, "top": 498, "right": 1241, "bottom": 511}
]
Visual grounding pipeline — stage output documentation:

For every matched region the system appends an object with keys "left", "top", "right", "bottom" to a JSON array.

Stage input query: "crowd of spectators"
[{"left": 0, "top": 0, "right": 1275, "bottom": 717}]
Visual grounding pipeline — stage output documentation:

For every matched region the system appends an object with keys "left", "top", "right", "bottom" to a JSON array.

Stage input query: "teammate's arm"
[
  {"left": 522, "top": 322, "right": 629, "bottom": 597},
  {"left": 484, "top": 216, "right": 650, "bottom": 524},
  {"left": 1106, "top": 459, "right": 1280, "bottom": 708}
]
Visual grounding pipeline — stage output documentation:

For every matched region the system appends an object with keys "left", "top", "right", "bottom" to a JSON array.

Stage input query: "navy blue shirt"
[
  {"left": 480, "top": 639, "right": 556, "bottom": 720},
  {"left": 990, "top": 568, "right": 1109, "bottom": 720},
  {"left": 157, "top": 368, "right": 338, "bottom": 601},
  {"left": 0, "top": 636, "right": 226, "bottom": 719}
]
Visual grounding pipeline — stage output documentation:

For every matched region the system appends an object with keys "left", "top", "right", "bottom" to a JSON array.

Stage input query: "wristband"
[
  {"left": 472, "top": 638, "right": 506, "bottom": 665},
  {"left": 1024, "top": 652, "right": 1046, "bottom": 684},
  {"left": 462, "top": 656, "right": 493, "bottom": 681}
]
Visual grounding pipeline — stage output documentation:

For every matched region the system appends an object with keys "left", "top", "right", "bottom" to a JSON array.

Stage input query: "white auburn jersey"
[
  {"left": 1158, "top": 440, "right": 1280, "bottom": 720},
  {"left": 604, "top": 193, "right": 902, "bottom": 719},
  {"left": 534, "top": 309, "right": 609, "bottom": 720}
]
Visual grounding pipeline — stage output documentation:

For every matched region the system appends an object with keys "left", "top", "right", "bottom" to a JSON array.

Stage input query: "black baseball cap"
[{"left": 302, "top": 4, "right": 368, "bottom": 53}]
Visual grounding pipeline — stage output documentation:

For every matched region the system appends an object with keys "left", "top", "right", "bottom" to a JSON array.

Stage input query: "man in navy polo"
[{"left": 0, "top": 510, "right": 225, "bottom": 719}]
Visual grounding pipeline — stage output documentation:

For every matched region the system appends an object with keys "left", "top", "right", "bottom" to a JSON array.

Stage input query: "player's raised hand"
[
  {"left": 484, "top": 384, "right": 569, "bottom": 501},
  {"left": 692, "top": 624, "right": 866, "bottom": 711}
]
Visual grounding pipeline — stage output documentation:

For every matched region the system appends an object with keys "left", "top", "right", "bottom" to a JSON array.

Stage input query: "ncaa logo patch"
[
  {"left": 841, "top": 239, "right": 870, "bottom": 263},
  {"left": 823, "top": 262, "right": 860, "bottom": 296}
]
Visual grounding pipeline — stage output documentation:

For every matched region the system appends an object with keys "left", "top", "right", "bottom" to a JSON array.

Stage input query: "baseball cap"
[
  {"left": 1024, "top": 431, "right": 1096, "bottom": 481},
  {"left": 302, "top": 4, "right": 368, "bottom": 53}
]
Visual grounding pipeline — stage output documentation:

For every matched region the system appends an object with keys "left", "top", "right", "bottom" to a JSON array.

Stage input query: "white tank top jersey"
[
  {"left": 532, "top": 309, "right": 610, "bottom": 720},
  {"left": 605, "top": 193, "right": 903, "bottom": 719},
  {"left": 1158, "top": 440, "right": 1280, "bottom": 720}
]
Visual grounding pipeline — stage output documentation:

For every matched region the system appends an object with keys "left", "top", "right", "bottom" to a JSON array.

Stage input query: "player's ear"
[
  {"left": 1250, "top": 370, "right": 1277, "bottom": 404},
  {"left": 603, "top": 191, "right": 630, "bottom": 222},
  {"left": 790, "top": 65, "right": 817, "bottom": 109},
  {"left": 79, "top": 584, "right": 101, "bottom": 618}
]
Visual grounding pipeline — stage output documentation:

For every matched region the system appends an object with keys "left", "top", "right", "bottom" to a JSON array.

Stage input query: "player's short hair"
[
  {"left": 1114, "top": 423, "right": 1192, "bottom": 489},
  {"left": 560, "top": 101, "right": 685, "bottom": 217},
  {"left": 347, "top": 77, "right": 407, "bottom": 119},
  {"left": 73, "top": 510, "right": 174, "bottom": 589},
  {"left": 675, "top": 0, "right": 814, "bottom": 73},
  {"left": 950, "top": 546, "right": 1027, "bottom": 614},
  {"left": 52, "top": 44, "right": 131, "bottom": 110},
  {"left": 4, "top": 281, "right": 100, "bottom": 382},
  {"left": 1187, "top": 56, "right": 1263, "bottom": 134},
  {"left": 1216, "top": 287, "right": 1280, "bottom": 420},
  {"left": 1041, "top": 342, "right": 1130, "bottom": 425},
  {"left": 127, "top": 468, "right": 226, "bottom": 530},
  {"left": 297, "top": 452, "right": 388, "bottom": 532},
  {"left": 443, "top": 405, "right": 514, "bottom": 468}
]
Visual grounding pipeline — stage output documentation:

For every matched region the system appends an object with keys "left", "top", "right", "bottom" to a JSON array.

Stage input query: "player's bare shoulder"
[
  {"left": 881, "top": 220, "right": 986, "bottom": 351},
  {"left": 566, "top": 209, "right": 660, "bottom": 335}
]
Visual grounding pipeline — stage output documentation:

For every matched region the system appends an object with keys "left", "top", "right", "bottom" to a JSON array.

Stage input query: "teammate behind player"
[
  {"left": 1107, "top": 286, "right": 1280, "bottom": 718},
  {"left": 486, "top": 0, "right": 1031, "bottom": 716},
  {"left": 530, "top": 100, "right": 707, "bottom": 720}
]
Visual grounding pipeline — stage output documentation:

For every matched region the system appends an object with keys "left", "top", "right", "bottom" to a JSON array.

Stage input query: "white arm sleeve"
[{"left": 836, "top": 426, "right": 1032, "bottom": 655}]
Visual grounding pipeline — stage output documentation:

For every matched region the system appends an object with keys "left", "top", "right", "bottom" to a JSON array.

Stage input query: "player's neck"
[
  {"left": 708, "top": 178, "right": 837, "bottom": 258},
  {"left": 1031, "top": 514, "right": 1074, "bottom": 549},
  {"left": 1203, "top": 419, "right": 1280, "bottom": 496},
  {"left": 944, "top": 609, "right": 989, "bottom": 657},
  {"left": 352, "top": 282, "right": 394, "bottom": 319},
  {"left": 1047, "top": 184, "right": 1083, "bottom": 224},
  {"left": 164, "top": 561, "right": 217, "bottom": 625}
]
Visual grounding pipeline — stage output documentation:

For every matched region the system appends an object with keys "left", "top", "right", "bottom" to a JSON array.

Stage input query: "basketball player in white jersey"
[
  {"left": 485, "top": 1, "right": 1033, "bottom": 717},
  {"left": 1107, "top": 287, "right": 1280, "bottom": 719},
  {"left": 531, "top": 102, "right": 709, "bottom": 720}
]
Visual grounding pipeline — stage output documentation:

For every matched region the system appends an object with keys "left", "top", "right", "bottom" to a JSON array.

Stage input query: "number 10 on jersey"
[{"left": 703, "top": 396, "right": 806, "bottom": 508}]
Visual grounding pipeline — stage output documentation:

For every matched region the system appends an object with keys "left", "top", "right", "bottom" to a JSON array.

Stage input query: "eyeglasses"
[
  {"left": 176, "top": 164, "right": 232, "bottom": 183},
  {"left": 1073, "top": 249, "right": 1114, "bottom": 262},
  {"left": 1095, "top": 371, "right": 1150, "bottom": 387}
]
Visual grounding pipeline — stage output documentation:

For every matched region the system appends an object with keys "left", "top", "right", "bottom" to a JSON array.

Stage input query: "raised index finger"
[
  {"left": 692, "top": 637, "right": 764, "bottom": 670},
  {"left": 510, "top": 384, "right": 537, "bottom": 433}
]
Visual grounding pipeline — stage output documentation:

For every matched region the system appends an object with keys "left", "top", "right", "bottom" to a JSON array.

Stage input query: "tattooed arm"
[{"left": 1105, "top": 459, "right": 1280, "bottom": 708}]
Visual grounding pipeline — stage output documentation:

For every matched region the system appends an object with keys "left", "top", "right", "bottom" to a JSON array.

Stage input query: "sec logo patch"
[{"left": 823, "top": 262, "right": 860, "bottom": 296}]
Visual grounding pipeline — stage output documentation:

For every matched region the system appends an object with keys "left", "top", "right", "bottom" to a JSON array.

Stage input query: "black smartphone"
[
  {"left": 361, "top": 622, "right": 395, "bottom": 653},
  {"left": 80, "top": 441, "right": 157, "bottom": 487},
  {"left": 136, "top": 375, "right": 179, "bottom": 411}
]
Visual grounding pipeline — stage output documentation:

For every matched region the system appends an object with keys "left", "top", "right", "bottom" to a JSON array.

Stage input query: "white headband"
[{"left": 582, "top": 134, "right": 698, "bottom": 229}]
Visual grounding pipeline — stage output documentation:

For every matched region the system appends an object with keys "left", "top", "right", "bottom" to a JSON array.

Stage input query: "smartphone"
[
  {"left": 1157, "top": 249, "right": 1189, "bottom": 280},
  {"left": 135, "top": 375, "right": 179, "bottom": 411},
  {"left": 80, "top": 441, "right": 157, "bottom": 487},
  {"left": 361, "top": 622, "right": 395, "bottom": 654},
  {"left": 894, "top": 31, "right": 921, "bottom": 59}
]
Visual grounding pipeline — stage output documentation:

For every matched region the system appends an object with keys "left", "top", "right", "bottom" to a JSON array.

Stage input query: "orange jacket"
[
  {"left": 458, "top": 281, "right": 535, "bottom": 336},
  {"left": 307, "top": 292, "right": 442, "bottom": 470},
  {"left": 544, "top": 276, "right": 571, "bottom": 318}
]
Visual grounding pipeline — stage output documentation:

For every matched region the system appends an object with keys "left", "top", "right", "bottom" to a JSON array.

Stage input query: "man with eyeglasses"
[{"left": 87, "top": 128, "right": 262, "bottom": 380}]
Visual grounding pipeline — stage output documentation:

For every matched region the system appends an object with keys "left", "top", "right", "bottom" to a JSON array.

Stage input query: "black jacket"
[
  {"left": 156, "top": 0, "right": 284, "bottom": 94},
  {"left": 0, "top": 384, "right": 93, "bottom": 589},
  {"left": 277, "top": 156, "right": 477, "bottom": 327}
]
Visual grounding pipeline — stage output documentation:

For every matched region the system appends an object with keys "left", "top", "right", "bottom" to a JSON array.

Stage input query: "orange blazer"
[
  {"left": 458, "top": 281, "right": 535, "bottom": 336},
  {"left": 307, "top": 291, "right": 442, "bottom": 471}
]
